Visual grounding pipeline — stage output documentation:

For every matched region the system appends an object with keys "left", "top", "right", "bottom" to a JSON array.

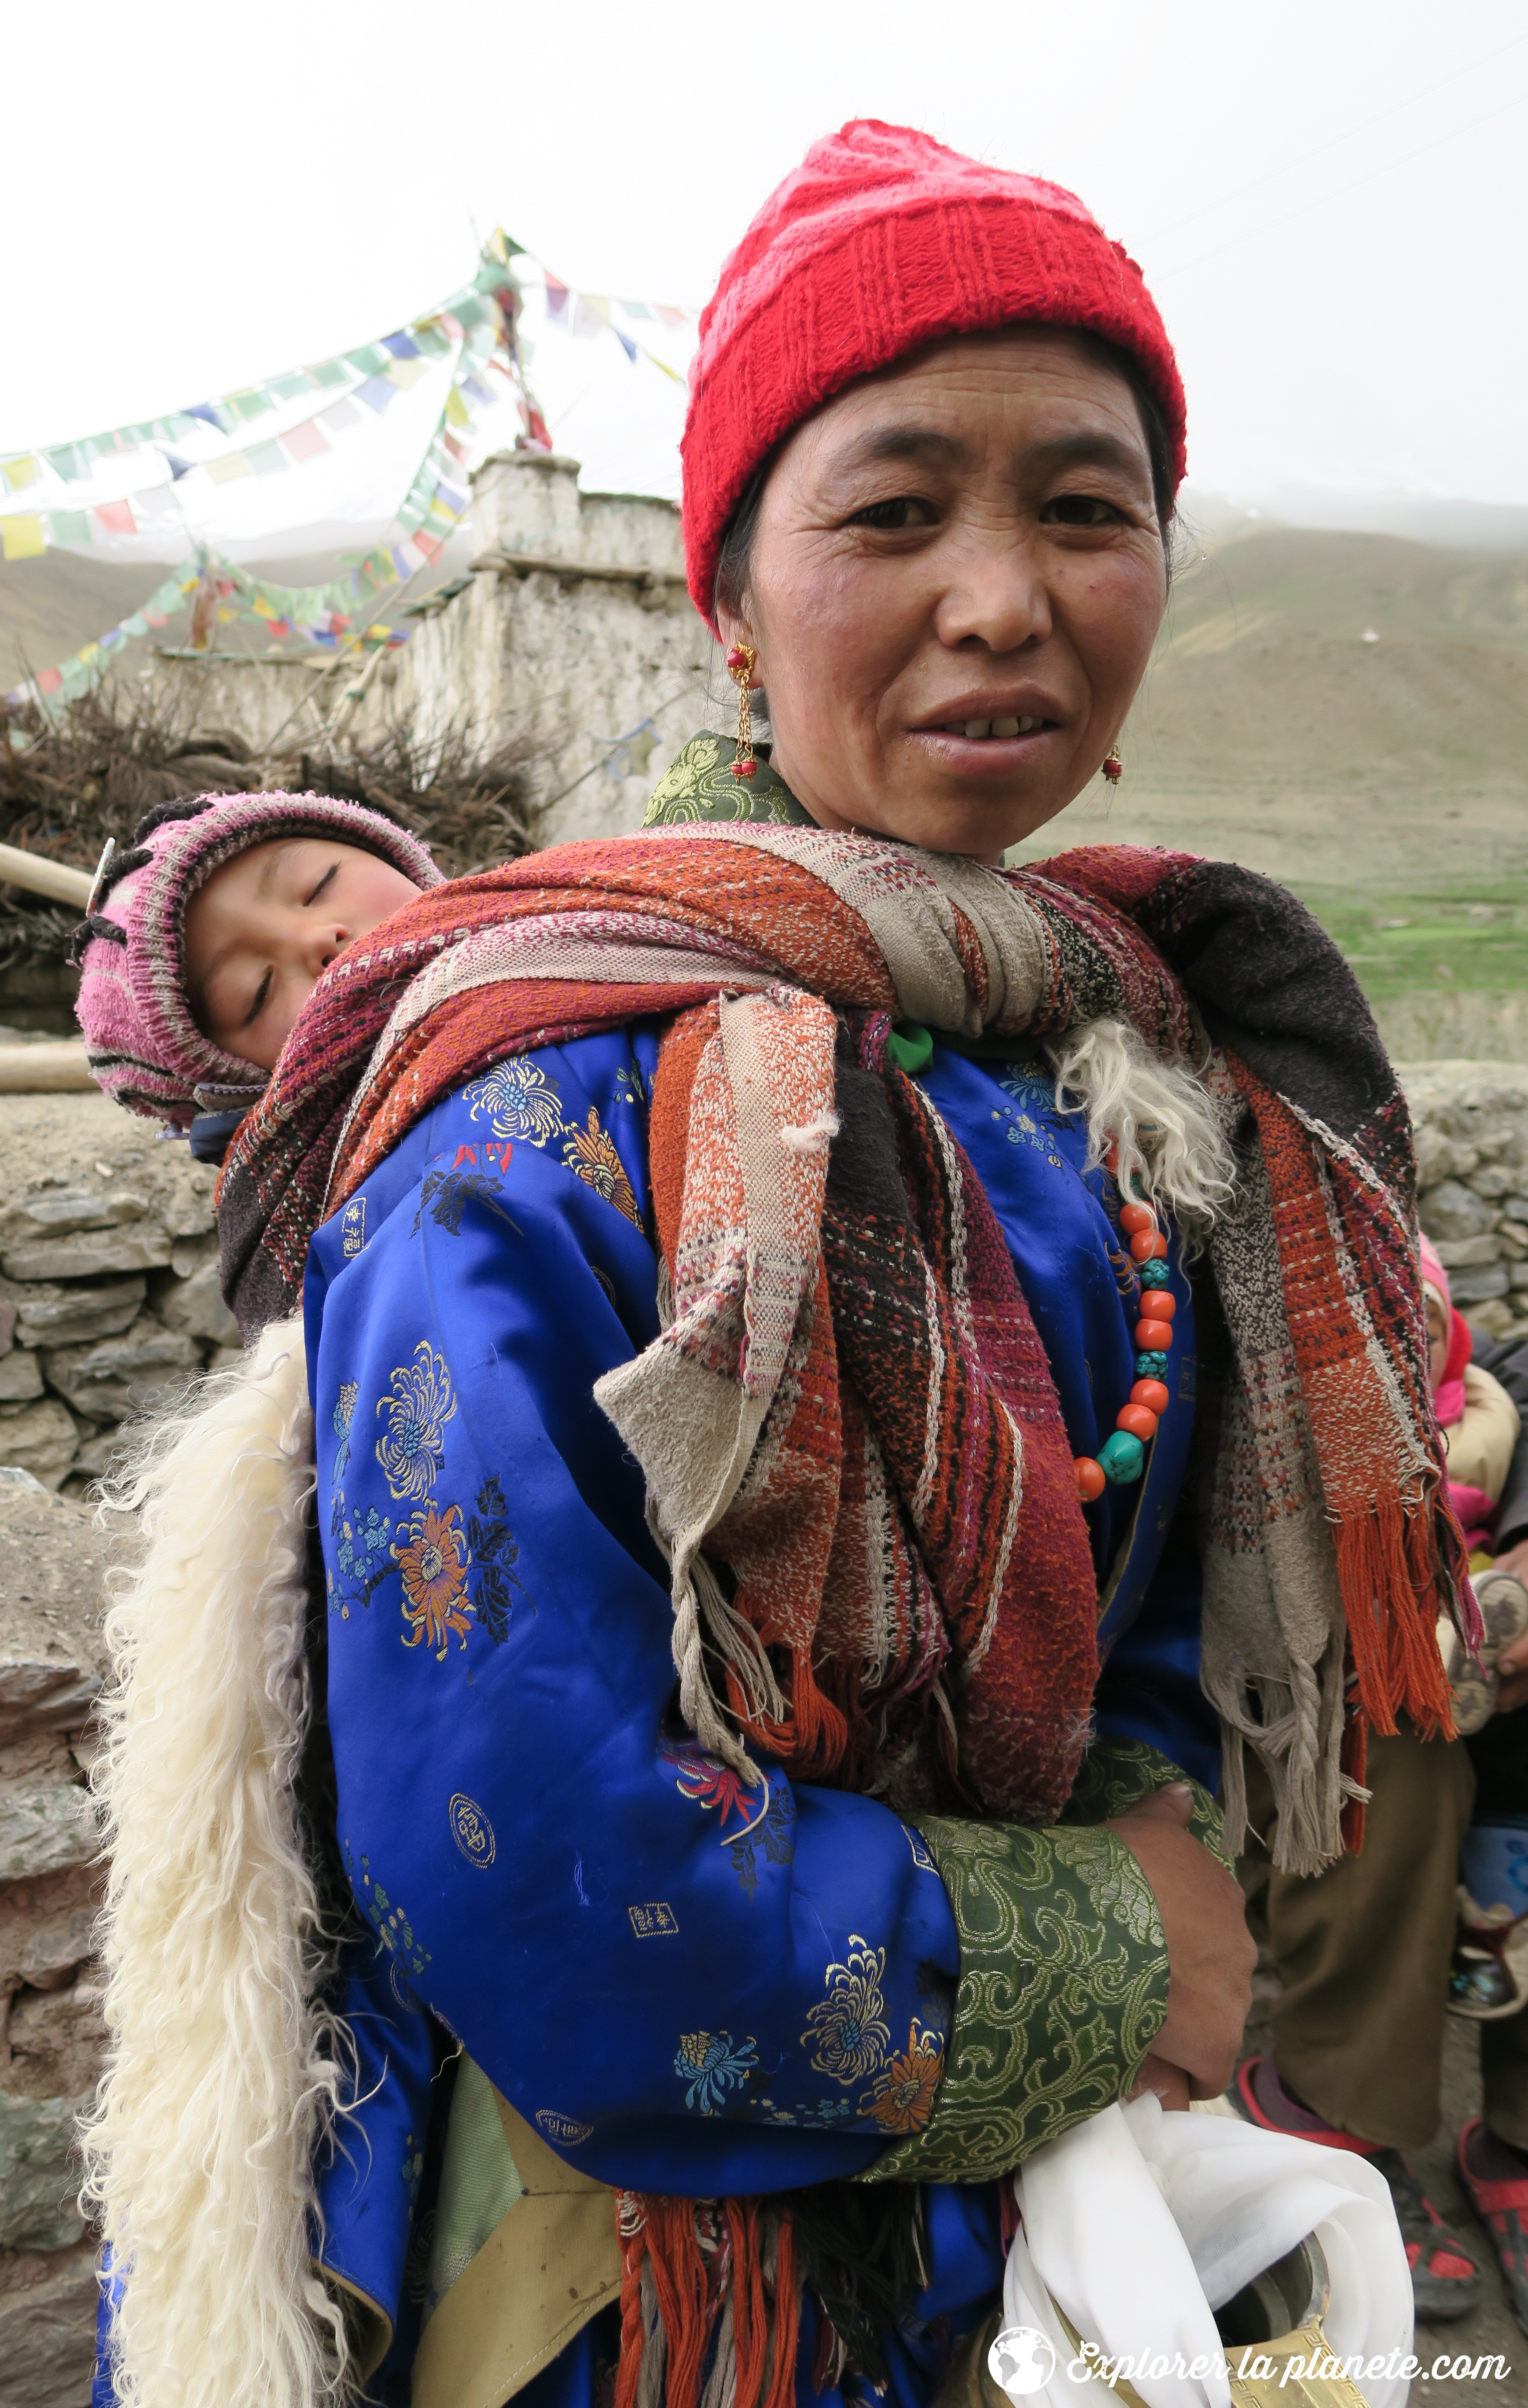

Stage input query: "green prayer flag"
[
  {"left": 47, "top": 510, "right": 91, "bottom": 547},
  {"left": 309, "top": 359, "right": 349, "bottom": 389},
  {"left": 228, "top": 389, "right": 275, "bottom": 422}
]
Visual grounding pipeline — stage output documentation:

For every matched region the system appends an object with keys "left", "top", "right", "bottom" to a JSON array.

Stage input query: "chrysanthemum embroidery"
[
  {"left": 562, "top": 1108, "right": 641, "bottom": 1226},
  {"left": 658, "top": 1738, "right": 772, "bottom": 1842},
  {"left": 803, "top": 1937, "right": 891, "bottom": 2085},
  {"left": 376, "top": 1340, "right": 457, "bottom": 1501},
  {"left": 867, "top": 2020, "right": 945, "bottom": 2134},
  {"left": 466, "top": 1058, "right": 566, "bottom": 1146},
  {"left": 393, "top": 1502, "right": 474, "bottom": 1657},
  {"left": 332, "top": 1381, "right": 358, "bottom": 1481},
  {"left": 674, "top": 2029, "right": 758, "bottom": 2114}
]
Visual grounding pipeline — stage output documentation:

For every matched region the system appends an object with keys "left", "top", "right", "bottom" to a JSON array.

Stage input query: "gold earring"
[
  {"left": 1101, "top": 746, "right": 1123, "bottom": 785},
  {"left": 725, "top": 642, "right": 757, "bottom": 781}
]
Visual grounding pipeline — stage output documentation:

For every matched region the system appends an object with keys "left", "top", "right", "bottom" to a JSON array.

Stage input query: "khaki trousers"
[{"left": 1242, "top": 1722, "right": 1528, "bottom": 2150}]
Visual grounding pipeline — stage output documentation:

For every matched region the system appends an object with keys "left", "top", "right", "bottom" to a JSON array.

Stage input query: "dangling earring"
[
  {"left": 725, "top": 642, "right": 757, "bottom": 780},
  {"left": 1101, "top": 746, "right": 1123, "bottom": 785}
]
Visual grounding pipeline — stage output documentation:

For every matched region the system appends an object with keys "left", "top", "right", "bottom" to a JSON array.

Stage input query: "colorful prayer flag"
[
  {"left": 1, "top": 515, "right": 45, "bottom": 561},
  {"left": 93, "top": 499, "right": 137, "bottom": 536},
  {"left": 245, "top": 441, "right": 286, "bottom": 477},
  {"left": 47, "top": 509, "right": 90, "bottom": 547},
  {"left": 280, "top": 419, "right": 331, "bottom": 463},
  {"left": 354, "top": 376, "right": 397, "bottom": 415},
  {"left": 205, "top": 454, "right": 252, "bottom": 485},
  {"left": 544, "top": 278, "right": 570, "bottom": 323},
  {"left": 1, "top": 457, "right": 39, "bottom": 493},
  {"left": 385, "top": 356, "right": 431, "bottom": 390}
]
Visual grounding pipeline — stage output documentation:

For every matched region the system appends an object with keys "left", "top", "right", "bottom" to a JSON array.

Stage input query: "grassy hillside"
[{"left": 1014, "top": 527, "right": 1528, "bottom": 1056}]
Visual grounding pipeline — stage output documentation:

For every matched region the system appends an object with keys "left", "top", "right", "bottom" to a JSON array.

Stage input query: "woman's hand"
[{"left": 1105, "top": 1781, "right": 1256, "bottom": 2108}]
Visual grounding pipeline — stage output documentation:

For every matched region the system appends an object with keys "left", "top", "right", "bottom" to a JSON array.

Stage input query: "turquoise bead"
[
  {"left": 1139, "top": 1258, "right": 1169, "bottom": 1288},
  {"left": 1097, "top": 1428, "right": 1145, "bottom": 1483},
  {"left": 1135, "top": 1350, "right": 1168, "bottom": 1380}
]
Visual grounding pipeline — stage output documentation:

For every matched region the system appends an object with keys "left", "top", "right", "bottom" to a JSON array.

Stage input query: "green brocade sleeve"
[{"left": 860, "top": 1740, "right": 1222, "bottom": 2184}]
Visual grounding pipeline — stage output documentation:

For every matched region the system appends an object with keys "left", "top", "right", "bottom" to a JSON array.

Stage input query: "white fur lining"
[{"left": 81, "top": 1315, "right": 349, "bottom": 2407}]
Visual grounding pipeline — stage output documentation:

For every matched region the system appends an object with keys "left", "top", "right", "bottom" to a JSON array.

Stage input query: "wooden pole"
[{"left": 0, "top": 844, "right": 92, "bottom": 908}]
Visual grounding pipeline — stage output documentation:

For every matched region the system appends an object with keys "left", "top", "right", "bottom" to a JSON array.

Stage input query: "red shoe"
[
  {"left": 1457, "top": 2114, "right": 1528, "bottom": 2335},
  {"left": 1231, "top": 2058, "right": 1480, "bottom": 2320}
]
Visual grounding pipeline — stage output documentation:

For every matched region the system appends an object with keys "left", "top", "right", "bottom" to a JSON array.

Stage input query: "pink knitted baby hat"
[{"left": 71, "top": 789, "right": 441, "bottom": 1127}]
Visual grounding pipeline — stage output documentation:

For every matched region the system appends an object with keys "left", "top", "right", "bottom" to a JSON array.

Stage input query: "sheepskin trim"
[{"left": 80, "top": 1315, "right": 352, "bottom": 2407}]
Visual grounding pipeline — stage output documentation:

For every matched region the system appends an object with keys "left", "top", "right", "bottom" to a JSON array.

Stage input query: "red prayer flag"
[
  {"left": 37, "top": 667, "right": 62, "bottom": 695},
  {"left": 280, "top": 419, "right": 331, "bottom": 464},
  {"left": 93, "top": 499, "right": 137, "bottom": 536}
]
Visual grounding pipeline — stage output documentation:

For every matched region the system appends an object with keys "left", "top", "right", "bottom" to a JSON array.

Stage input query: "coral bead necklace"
[{"left": 1073, "top": 1172, "right": 1175, "bottom": 1506}]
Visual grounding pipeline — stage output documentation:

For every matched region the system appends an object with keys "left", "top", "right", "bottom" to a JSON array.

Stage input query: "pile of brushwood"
[{"left": 0, "top": 681, "right": 543, "bottom": 978}]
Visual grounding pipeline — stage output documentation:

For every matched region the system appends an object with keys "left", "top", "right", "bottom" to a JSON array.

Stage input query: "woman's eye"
[
  {"left": 850, "top": 496, "right": 934, "bottom": 531},
  {"left": 1045, "top": 494, "right": 1120, "bottom": 529}
]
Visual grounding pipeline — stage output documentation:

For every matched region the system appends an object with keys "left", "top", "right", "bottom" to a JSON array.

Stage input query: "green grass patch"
[{"left": 1289, "top": 883, "right": 1528, "bottom": 1006}]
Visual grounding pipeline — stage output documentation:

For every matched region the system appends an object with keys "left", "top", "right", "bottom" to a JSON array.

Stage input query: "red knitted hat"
[{"left": 681, "top": 119, "right": 1186, "bottom": 624}]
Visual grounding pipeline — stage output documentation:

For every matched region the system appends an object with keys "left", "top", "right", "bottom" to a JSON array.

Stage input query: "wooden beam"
[{"left": 0, "top": 843, "right": 92, "bottom": 907}]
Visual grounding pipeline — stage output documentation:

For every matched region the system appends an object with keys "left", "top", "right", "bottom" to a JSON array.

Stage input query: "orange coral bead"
[
  {"left": 1142, "top": 1290, "right": 1175, "bottom": 1321},
  {"left": 1129, "top": 1230, "right": 1169, "bottom": 1262},
  {"left": 1119, "top": 1202, "right": 1155, "bottom": 1234},
  {"left": 1135, "top": 1318, "right": 1174, "bottom": 1353},
  {"left": 1074, "top": 1456, "right": 1106, "bottom": 1502},
  {"left": 1117, "top": 1402, "right": 1159, "bottom": 1442},
  {"left": 1131, "top": 1378, "right": 1170, "bottom": 1415}
]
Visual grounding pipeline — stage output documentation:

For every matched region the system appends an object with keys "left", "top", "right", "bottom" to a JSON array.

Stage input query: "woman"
[{"left": 84, "top": 122, "right": 1462, "bottom": 2408}]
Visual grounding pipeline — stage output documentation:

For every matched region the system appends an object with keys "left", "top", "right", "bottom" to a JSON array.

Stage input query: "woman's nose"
[{"left": 932, "top": 531, "right": 1052, "bottom": 654}]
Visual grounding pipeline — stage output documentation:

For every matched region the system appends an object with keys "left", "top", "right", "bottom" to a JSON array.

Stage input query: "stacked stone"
[
  {"left": 0, "top": 1468, "right": 110, "bottom": 2402},
  {"left": 1402, "top": 1062, "right": 1528, "bottom": 1342},
  {"left": 0, "top": 1092, "right": 236, "bottom": 1494}
]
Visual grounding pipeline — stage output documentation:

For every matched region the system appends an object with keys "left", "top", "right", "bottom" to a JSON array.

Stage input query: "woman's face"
[{"left": 718, "top": 327, "right": 1168, "bottom": 864}]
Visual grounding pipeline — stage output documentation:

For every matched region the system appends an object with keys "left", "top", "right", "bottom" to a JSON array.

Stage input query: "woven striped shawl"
[{"left": 218, "top": 823, "right": 1471, "bottom": 1872}]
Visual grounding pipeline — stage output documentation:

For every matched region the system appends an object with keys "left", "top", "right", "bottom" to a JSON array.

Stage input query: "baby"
[
  {"left": 1420, "top": 1234, "right": 1528, "bottom": 2019},
  {"left": 71, "top": 790, "right": 438, "bottom": 1142}
]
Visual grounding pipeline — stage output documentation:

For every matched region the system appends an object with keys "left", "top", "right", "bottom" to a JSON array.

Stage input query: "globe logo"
[{"left": 988, "top": 2324, "right": 1057, "bottom": 2399}]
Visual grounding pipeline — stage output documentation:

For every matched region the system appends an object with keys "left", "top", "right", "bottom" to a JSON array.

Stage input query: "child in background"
[{"left": 1421, "top": 1234, "right": 1528, "bottom": 2020}]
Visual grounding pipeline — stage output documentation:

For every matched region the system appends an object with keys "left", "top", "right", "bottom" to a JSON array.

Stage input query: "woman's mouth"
[{"left": 936, "top": 715, "right": 1046, "bottom": 740}]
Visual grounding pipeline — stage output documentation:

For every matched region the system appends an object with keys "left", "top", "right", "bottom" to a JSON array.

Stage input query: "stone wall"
[
  {"left": 0, "top": 1470, "right": 110, "bottom": 2404},
  {"left": 1399, "top": 1060, "right": 1528, "bottom": 1337},
  {"left": 348, "top": 451, "right": 717, "bottom": 847},
  {"left": 146, "top": 449, "right": 720, "bottom": 854},
  {"left": 0, "top": 1094, "right": 231, "bottom": 1494}
]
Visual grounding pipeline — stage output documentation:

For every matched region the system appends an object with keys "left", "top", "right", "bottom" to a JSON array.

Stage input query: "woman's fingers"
[{"left": 1128, "top": 2051, "right": 1192, "bottom": 2112}]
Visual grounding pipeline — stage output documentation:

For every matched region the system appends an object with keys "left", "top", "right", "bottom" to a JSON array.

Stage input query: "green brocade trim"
[
  {"left": 643, "top": 731, "right": 815, "bottom": 826},
  {"left": 1061, "top": 1736, "right": 1232, "bottom": 1873},
  {"left": 860, "top": 1816, "right": 1169, "bottom": 2185}
]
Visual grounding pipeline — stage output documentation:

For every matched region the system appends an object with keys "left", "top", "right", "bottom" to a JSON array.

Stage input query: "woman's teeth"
[{"left": 953, "top": 716, "right": 1041, "bottom": 739}]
